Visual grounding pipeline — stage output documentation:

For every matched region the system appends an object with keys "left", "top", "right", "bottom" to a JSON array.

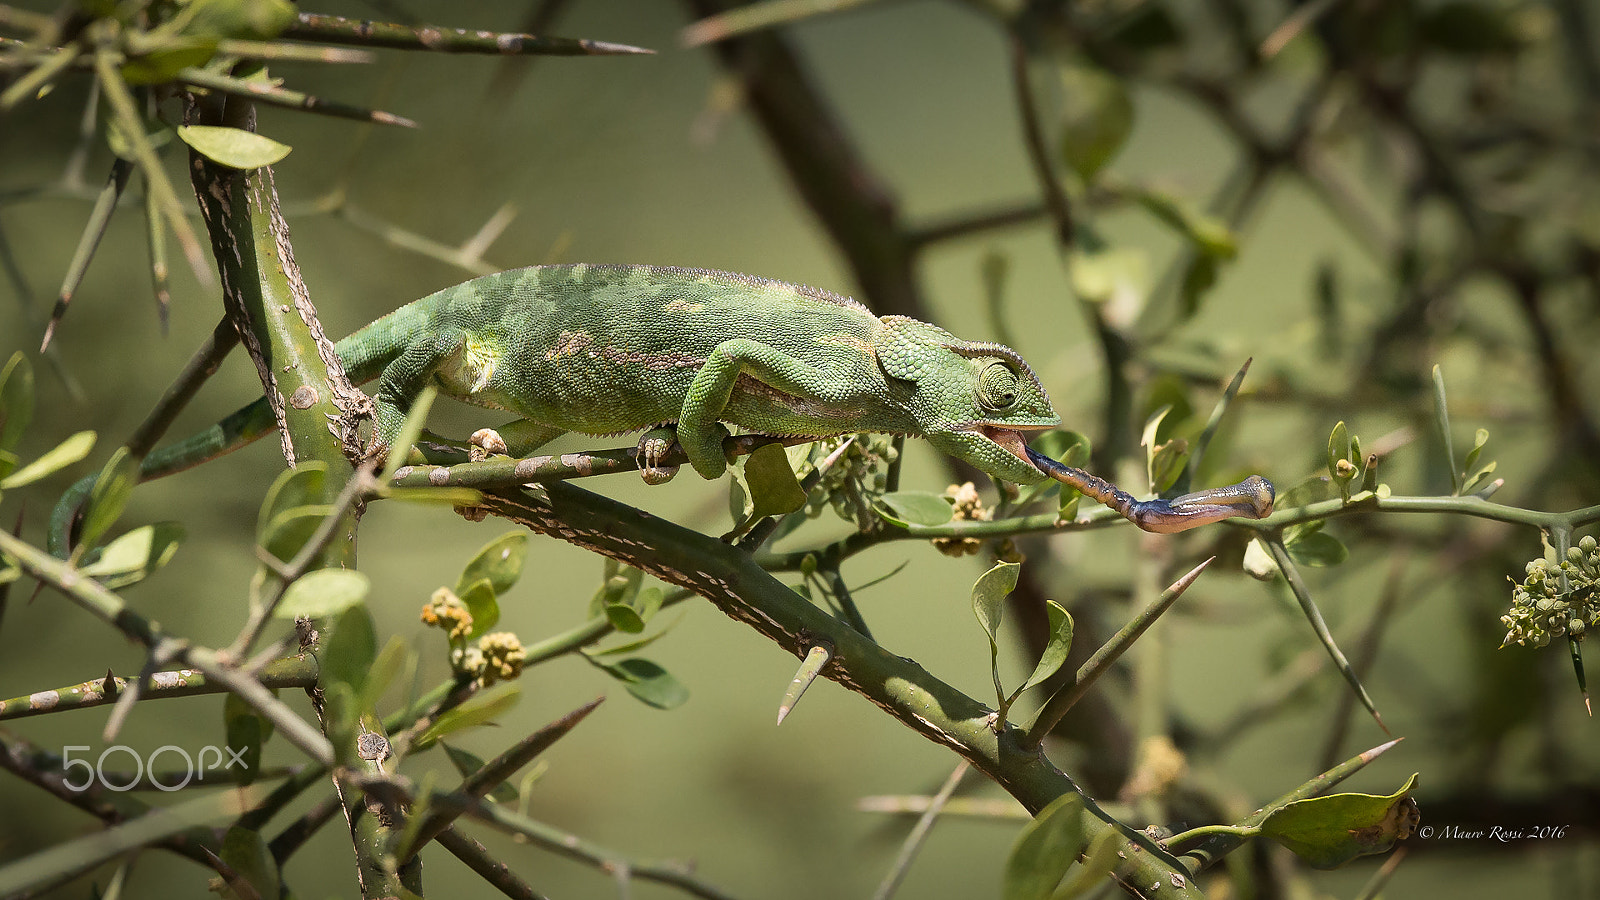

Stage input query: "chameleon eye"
[{"left": 977, "top": 361, "right": 1020, "bottom": 412}]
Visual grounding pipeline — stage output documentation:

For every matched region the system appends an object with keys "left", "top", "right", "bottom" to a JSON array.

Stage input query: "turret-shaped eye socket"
[{"left": 976, "top": 361, "right": 1020, "bottom": 412}]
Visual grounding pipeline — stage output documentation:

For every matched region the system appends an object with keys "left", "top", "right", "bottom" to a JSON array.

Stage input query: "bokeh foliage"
[{"left": 2, "top": 1, "right": 1599, "bottom": 899}]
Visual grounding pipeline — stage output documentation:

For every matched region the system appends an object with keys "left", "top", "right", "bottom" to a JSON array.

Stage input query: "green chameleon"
[{"left": 58, "top": 264, "right": 1273, "bottom": 540}]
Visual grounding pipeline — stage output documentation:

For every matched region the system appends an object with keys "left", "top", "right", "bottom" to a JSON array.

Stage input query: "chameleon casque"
[{"left": 76, "top": 264, "right": 1275, "bottom": 535}]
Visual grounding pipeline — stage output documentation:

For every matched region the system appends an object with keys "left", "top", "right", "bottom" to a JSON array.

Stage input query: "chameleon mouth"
[{"left": 980, "top": 425, "right": 1051, "bottom": 466}]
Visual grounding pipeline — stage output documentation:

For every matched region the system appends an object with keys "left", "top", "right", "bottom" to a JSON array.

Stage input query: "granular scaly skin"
[{"left": 339, "top": 264, "right": 1059, "bottom": 484}]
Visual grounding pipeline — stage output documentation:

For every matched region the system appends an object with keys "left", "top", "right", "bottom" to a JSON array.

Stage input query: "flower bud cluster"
[
  {"left": 803, "top": 434, "right": 898, "bottom": 525},
  {"left": 933, "top": 482, "right": 994, "bottom": 557},
  {"left": 1501, "top": 535, "right": 1599, "bottom": 648},
  {"left": 421, "top": 587, "right": 473, "bottom": 640}
]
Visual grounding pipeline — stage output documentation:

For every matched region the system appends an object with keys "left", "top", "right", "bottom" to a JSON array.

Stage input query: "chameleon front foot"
[{"left": 1025, "top": 446, "right": 1274, "bottom": 534}]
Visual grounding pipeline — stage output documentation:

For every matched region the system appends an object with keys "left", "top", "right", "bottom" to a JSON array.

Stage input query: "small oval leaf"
[
  {"left": 458, "top": 532, "right": 529, "bottom": 598},
  {"left": 1019, "top": 600, "right": 1074, "bottom": 693},
  {"left": 80, "top": 521, "right": 185, "bottom": 588},
  {"left": 415, "top": 684, "right": 522, "bottom": 750},
  {"left": 1055, "top": 60, "right": 1133, "bottom": 181},
  {"left": 1003, "top": 792, "right": 1088, "bottom": 900},
  {"left": 601, "top": 658, "right": 689, "bottom": 710},
  {"left": 1286, "top": 531, "right": 1349, "bottom": 568},
  {"left": 1261, "top": 774, "right": 1421, "bottom": 869},
  {"left": 1, "top": 430, "right": 95, "bottom": 489},
  {"left": 875, "top": 491, "right": 955, "bottom": 527},
  {"left": 79, "top": 446, "right": 139, "bottom": 552},
  {"left": 744, "top": 442, "right": 807, "bottom": 521},
  {"left": 972, "top": 561, "right": 1021, "bottom": 644},
  {"left": 257, "top": 464, "right": 327, "bottom": 544},
  {"left": 319, "top": 605, "right": 378, "bottom": 702},
  {"left": 457, "top": 576, "right": 501, "bottom": 641},
  {"left": 0, "top": 351, "right": 35, "bottom": 458},
  {"left": 276, "top": 568, "right": 370, "bottom": 620},
  {"left": 177, "top": 124, "right": 291, "bottom": 169}
]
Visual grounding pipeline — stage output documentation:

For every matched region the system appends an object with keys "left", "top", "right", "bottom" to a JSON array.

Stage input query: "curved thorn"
[{"left": 777, "top": 644, "right": 832, "bottom": 725}]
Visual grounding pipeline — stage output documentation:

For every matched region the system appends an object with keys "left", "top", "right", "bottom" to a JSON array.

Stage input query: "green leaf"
[
  {"left": 217, "top": 825, "right": 279, "bottom": 900},
  {"left": 1134, "top": 189, "right": 1237, "bottom": 259},
  {"left": 107, "top": 113, "right": 175, "bottom": 161},
  {"left": 744, "top": 442, "right": 807, "bottom": 520},
  {"left": 176, "top": 125, "right": 291, "bottom": 170},
  {"left": 0, "top": 430, "right": 94, "bottom": 489},
  {"left": 1018, "top": 600, "right": 1074, "bottom": 694},
  {"left": 604, "top": 602, "right": 646, "bottom": 634},
  {"left": 595, "top": 657, "right": 690, "bottom": 710},
  {"left": 588, "top": 560, "right": 643, "bottom": 618},
  {"left": 120, "top": 37, "right": 217, "bottom": 85},
  {"left": 1066, "top": 246, "right": 1146, "bottom": 305},
  {"left": 1278, "top": 475, "right": 1335, "bottom": 511},
  {"left": 382, "top": 385, "right": 437, "bottom": 479},
  {"left": 1178, "top": 254, "right": 1219, "bottom": 318},
  {"left": 1030, "top": 430, "right": 1090, "bottom": 465},
  {"left": 1002, "top": 792, "right": 1088, "bottom": 900},
  {"left": 0, "top": 352, "right": 34, "bottom": 461},
  {"left": 457, "top": 532, "right": 529, "bottom": 598},
  {"left": 277, "top": 568, "right": 370, "bottom": 620},
  {"left": 319, "top": 605, "right": 377, "bottom": 697},
  {"left": 1326, "top": 421, "right": 1351, "bottom": 480},
  {"left": 1286, "top": 531, "right": 1349, "bottom": 567},
  {"left": 1141, "top": 406, "right": 1189, "bottom": 493},
  {"left": 1463, "top": 460, "right": 1498, "bottom": 495},
  {"left": 1055, "top": 60, "right": 1133, "bottom": 182},
  {"left": 257, "top": 464, "right": 327, "bottom": 543},
  {"left": 223, "top": 693, "right": 273, "bottom": 787},
  {"left": 442, "top": 743, "right": 518, "bottom": 802},
  {"left": 414, "top": 683, "right": 521, "bottom": 749},
  {"left": 260, "top": 504, "right": 336, "bottom": 563},
  {"left": 1462, "top": 427, "right": 1489, "bottom": 478},
  {"left": 1053, "top": 824, "right": 1124, "bottom": 898},
  {"left": 79, "top": 522, "right": 184, "bottom": 589},
  {"left": 357, "top": 636, "right": 411, "bottom": 715},
  {"left": 875, "top": 491, "right": 954, "bottom": 527},
  {"left": 183, "top": 0, "right": 297, "bottom": 40},
  {"left": 972, "top": 561, "right": 1021, "bottom": 645},
  {"left": 727, "top": 473, "right": 749, "bottom": 523},
  {"left": 1146, "top": 439, "right": 1188, "bottom": 495},
  {"left": 1430, "top": 365, "right": 1459, "bottom": 495},
  {"left": 457, "top": 577, "right": 501, "bottom": 641},
  {"left": 1261, "top": 774, "right": 1421, "bottom": 869},
  {"left": 79, "top": 446, "right": 139, "bottom": 552},
  {"left": 585, "top": 610, "right": 684, "bottom": 658}
]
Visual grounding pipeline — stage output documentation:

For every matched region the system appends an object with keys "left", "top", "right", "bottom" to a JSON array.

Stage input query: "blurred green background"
[{"left": 2, "top": 1, "right": 1598, "bottom": 898}]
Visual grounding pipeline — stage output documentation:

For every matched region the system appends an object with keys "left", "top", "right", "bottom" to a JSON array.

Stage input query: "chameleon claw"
[
  {"left": 635, "top": 427, "right": 680, "bottom": 485},
  {"left": 469, "top": 427, "right": 508, "bottom": 462},
  {"left": 777, "top": 643, "right": 832, "bottom": 725},
  {"left": 1025, "top": 446, "right": 1274, "bottom": 534}
]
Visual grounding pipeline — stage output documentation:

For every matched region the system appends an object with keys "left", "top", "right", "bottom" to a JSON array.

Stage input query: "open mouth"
[{"left": 980, "top": 424, "right": 1052, "bottom": 465}]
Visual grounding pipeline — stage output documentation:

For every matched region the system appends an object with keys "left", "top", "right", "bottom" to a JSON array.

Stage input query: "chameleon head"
[{"left": 876, "top": 317, "right": 1059, "bottom": 484}]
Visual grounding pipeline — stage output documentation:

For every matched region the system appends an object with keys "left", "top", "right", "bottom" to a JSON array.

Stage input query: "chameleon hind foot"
[
  {"left": 469, "top": 428, "right": 509, "bottom": 462},
  {"left": 635, "top": 426, "right": 681, "bottom": 485}
]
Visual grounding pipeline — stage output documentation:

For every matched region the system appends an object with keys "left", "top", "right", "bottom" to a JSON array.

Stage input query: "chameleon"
[{"left": 56, "top": 264, "right": 1274, "bottom": 540}]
